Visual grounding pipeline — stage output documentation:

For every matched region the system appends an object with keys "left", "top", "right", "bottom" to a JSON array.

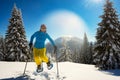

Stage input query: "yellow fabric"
[{"left": 33, "top": 48, "right": 49, "bottom": 66}]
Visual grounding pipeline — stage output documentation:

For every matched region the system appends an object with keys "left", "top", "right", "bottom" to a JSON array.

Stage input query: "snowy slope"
[{"left": 0, "top": 61, "right": 120, "bottom": 80}]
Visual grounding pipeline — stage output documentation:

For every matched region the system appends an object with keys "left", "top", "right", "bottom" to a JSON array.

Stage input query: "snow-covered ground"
[{"left": 0, "top": 61, "right": 120, "bottom": 80}]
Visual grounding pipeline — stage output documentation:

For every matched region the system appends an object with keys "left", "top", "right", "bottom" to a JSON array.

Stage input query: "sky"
[{"left": 0, "top": 0, "right": 120, "bottom": 42}]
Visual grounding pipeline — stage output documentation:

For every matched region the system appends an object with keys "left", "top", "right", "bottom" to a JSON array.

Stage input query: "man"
[{"left": 29, "top": 24, "right": 57, "bottom": 73}]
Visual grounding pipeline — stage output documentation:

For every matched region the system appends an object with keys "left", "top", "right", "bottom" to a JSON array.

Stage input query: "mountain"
[{"left": 46, "top": 36, "right": 83, "bottom": 60}]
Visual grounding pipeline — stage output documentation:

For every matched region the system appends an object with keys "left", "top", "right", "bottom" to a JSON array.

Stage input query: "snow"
[
  {"left": 106, "top": 20, "right": 110, "bottom": 24},
  {"left": 109, "top": 24, "right": 114, "bottom": 29},
  {"left": 102, "top": 30, "right": 109, "bottom": 38},
  {"left": 0, "top": 61, "right": 120, "bottom": 80}
]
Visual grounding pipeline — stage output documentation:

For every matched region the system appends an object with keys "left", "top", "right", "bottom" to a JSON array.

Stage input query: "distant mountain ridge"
[{"left": 46, "top": 36, "right": 83, "bottom": 58}]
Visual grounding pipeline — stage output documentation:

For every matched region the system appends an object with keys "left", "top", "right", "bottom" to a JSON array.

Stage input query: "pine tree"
[
  {"left": 58, "top": 46, "right": 73, "bottom": 62},
  {"left": 0, "top": 35, "right": 5, "bottom": 61},
  {"left": 80, "top": 33, "right": 90, "bottom": 64},
  {"left": 93, "top": 0, "right": 120, "bottom": 70},
  {"left": 72, "top": 48, "right": 80, "bottom": 63},
  {"left": 58, "top": 39, "right": 73, "bottom": 62},
  {"left": 5, "top": 4, "right": 29, "bottom": 61},
  {"left": 88, "top": 42, "right": 94, "bottom": 64}
]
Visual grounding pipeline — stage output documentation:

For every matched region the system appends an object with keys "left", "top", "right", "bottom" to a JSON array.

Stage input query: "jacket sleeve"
[
  {"left": 30, "top": 32, "right": 37, "bottom": 43},
  {"left": 47, "top": 33, "right": 55, "bottom": 46}
]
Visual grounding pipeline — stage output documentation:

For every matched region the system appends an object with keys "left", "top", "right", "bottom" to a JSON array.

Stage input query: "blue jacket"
[{"left": 30, "top": 31, "right": 55, "bottom": 49}]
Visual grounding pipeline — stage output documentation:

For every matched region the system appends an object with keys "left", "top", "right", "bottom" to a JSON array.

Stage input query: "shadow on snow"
[
  {"left": 0, "top": 75, "right": 33, "bottom": 80},
  {"left": 101, "top": 69, "right": 120, "bottom": 76},
  {"left": 0, "top": 72, "right": 51, "bottom": 80}
]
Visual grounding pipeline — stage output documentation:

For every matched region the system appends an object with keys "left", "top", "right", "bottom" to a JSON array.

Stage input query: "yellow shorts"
[{"left": 33, "top": 48, "right": 49, "bottom": 66}]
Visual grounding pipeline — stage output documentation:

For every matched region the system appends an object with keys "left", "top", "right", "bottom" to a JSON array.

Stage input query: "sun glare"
[{"left": 41, "top": 10, "right": 89, "bottom": 39}]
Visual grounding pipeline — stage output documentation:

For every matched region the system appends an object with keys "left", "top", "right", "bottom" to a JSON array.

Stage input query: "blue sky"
[{"left": 0, "top": 0, "right": 120, "bottom": 42}]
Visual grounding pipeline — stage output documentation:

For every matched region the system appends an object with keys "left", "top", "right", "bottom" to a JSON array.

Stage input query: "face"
[{"left": 41, "top": 25, "right": 46, "bottom": 32}]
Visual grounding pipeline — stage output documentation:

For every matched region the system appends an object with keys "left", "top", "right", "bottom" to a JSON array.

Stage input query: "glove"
[
  {"left": 54, "top": 46, "right": 57, "bottom": 54},
  {"left": 29, "top": 43, "right": 33, "bottom": 49}
]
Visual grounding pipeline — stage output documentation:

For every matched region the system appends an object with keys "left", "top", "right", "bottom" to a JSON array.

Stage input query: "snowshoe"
[
  {"left": 36, "top": 65, "right": 43, "bottom": 73},
  {"left": 47, "top": 61, "right": 53, "bottom": 70}
]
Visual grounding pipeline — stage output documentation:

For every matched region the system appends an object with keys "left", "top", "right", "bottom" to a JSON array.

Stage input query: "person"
[{"left": 29, "top": 24, "right": 57, "bottom": 73}]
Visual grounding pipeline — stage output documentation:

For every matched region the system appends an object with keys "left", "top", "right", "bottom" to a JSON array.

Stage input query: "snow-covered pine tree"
[
  {"left": 5, "top": 4, "right": 29, "bottom": 61},
  {"left": 80, "top": 33, "right": 90, "bottom": 64},
  {"left": 65, "top": 47, "right": 73, "bottom": 62},
  {"left": 58, "top": 46, "right": 73, "bottom": 62},
  {"left": 72, "top": 48, "right": 80, "bottom": 63},
  {"left": 88, "top": 42, "right": 94, "bottom": 64},
  {"left": 58, "top": 39, "right": 73, "bottom": 62},
  {"left": 93, "top": 0, "right": 120, "bottom": 70},
  {"left": 0, "top": 35, "right": 5, "bottom": 61}
]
